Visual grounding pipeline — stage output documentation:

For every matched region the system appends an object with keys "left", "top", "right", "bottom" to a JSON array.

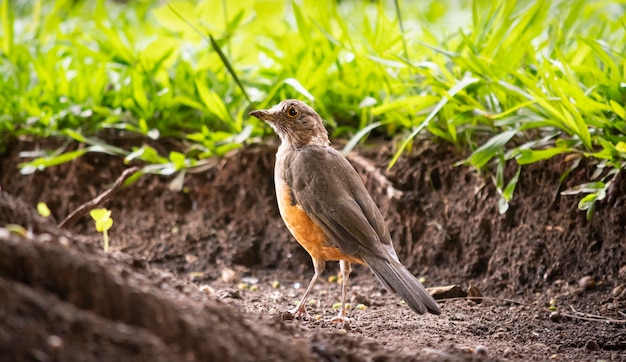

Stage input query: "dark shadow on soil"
[{"left": 1, "top": 138, "right": 625, "bottom": 361}]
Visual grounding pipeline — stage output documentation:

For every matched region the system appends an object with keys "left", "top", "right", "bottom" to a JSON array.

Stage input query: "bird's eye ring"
[{"left": 287, "top": 107, "right": 298, "bottom": 117}]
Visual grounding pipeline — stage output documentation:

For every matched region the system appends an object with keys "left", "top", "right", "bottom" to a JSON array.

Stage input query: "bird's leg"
[
  {"left": 330, "top": 260, "right": 352, "bottom": 324},
  {"left": 289, "top": 258, "right": 325, "bottom": 319}
]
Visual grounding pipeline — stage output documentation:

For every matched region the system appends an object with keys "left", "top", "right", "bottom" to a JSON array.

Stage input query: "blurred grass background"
[{"left": 1, "top": 0, "right": 625, "bottom": 216}]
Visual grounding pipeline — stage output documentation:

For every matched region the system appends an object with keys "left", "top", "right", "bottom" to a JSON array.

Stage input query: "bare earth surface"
[{"left": 1, "top": 138, "right": 625, "bottom": 361}]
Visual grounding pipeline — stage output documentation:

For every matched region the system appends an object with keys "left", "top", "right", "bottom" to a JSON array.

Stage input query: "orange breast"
[{"left": 275, "top": 179, "right": 363, "bottom": 264}]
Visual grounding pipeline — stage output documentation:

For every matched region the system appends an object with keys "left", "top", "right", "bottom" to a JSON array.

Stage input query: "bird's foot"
[
  {"left": 288, "top": 305, "right": 313, "bottom": 320},
  {"left": 328, "top": 312, "right": 353, "bottom": 326}
]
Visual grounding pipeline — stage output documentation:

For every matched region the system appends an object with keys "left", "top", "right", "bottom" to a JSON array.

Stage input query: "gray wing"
[{"left": 282, "top": 145, "right": 393, "bottom": 260}]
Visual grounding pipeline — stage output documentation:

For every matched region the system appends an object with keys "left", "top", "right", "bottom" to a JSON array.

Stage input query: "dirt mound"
[{"left": 1, "top": 138, "right": 624, "bottom": 361}]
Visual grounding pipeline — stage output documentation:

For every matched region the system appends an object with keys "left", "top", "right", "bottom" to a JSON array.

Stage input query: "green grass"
[{"left": 1, "top": 0, "right": 625, "bottom": 218}]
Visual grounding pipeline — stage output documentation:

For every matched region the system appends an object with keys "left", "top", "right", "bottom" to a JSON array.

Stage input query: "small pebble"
[
  {"left": 46, "top": 335, "right": 64, "bottom": 350},
  {"left": 585, "top": 340, "right": 599, "bottom": 351},
  {"left": 549, "top": 311, "right": 562, "bottom": 322},
  {"left": 241, "top": 276, "right": 259, "bottom": 284},
  {"left": 578, "top": 276, "right": 595, "bottom": 290},
  {"left": 132, "top": 257, "right": 148, "bottom": 269},
  {"left": 351, "top": 293, "right": 371, "bottom": 306},
  {"left": 221, "top": 268, "right": 238, "bottom": 283},
  {"left": 184, "top": 254, "right": 198, "bottom": 263},
  {"left": 198, "top": 285, "right": 215, "bottom": 294},
  {"left": 474, "top": 344, "right": 488, "bottom": 356}
]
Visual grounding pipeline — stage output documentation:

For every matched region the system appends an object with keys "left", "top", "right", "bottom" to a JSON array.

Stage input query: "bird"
[{"left": 250, "top": 99, "right": 441, "bottom": 322}]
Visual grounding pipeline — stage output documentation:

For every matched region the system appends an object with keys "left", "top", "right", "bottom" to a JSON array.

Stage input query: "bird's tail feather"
[{"left": 366, "top": 257, "right": 441, "bottom": 315}]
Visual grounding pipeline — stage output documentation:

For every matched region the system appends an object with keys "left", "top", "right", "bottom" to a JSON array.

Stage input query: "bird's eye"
[{"left": 287, "top": 107, "right": 298, "bottom": 117}]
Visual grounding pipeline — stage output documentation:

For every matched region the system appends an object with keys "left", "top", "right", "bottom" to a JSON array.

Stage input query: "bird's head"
[{"left": 249, "top": 99, "right": 329, "bottom": 148}]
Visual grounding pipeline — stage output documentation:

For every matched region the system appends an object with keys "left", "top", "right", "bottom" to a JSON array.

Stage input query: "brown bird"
[{"left": 250, "top": 100, "right": 441, "bottom": 321}]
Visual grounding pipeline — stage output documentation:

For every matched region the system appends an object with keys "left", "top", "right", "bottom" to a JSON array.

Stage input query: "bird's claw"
[
  {"left": 288, "top": 306, "right": 313, "bottom": 320},
  {"left": 329, "top": 313, "right": 353, "bottom": 326}
]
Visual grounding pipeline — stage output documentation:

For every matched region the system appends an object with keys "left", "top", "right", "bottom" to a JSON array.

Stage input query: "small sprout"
[
  {"left": 418, "top": 276, "right": 426, "bottom": 283},
  {"left": 315, "top": 315, "right": 323, "bottom": 321},
  {"left": 336, "top": 329, "right": 347, "bottom": 334},
  {"left": 37, "top": 202, "right": 51, "bottom": 217},
  {"left": 293, "top": 300, "right": 301, "bottom": 306},
  {"left": 237, "top": 282, "right": 250, "bottom": 290},
  {"left": 249, "top": 284, "right": 259, "bottom": 292},
  {"left": 89, "top": 208, "right": 113, "bottom": 252},
  {"left": 332, "top": 302, "right": 342, "bottom": 309},
  {"left": 549, "top": 298, "right": 558, "bottom": 311},
  {"left": 328, "top": 275, "right": 339, "bottom": 283},
  {"left": 271, "top": 280, "right": 280, "bottom": 289},
  {"left": 307, "top": 299, "right": 318, "bottom": 306},
  {"left": 6, "top": 224, "right": 28, "bottom": 237},
  {"left": 356, "top": 304, "right": 367, "bottom": 310}
]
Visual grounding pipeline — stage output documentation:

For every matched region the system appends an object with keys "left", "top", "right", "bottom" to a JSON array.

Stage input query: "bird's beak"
[{"left": 249, "top": 109, "right": 272, "bottom": 122}]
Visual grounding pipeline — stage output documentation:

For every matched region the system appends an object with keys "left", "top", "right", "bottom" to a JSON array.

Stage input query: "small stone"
[
  {"left": 279, "top": 311, "right": 294, "bottom": 321},
  {"left": 578, "top": 276, "right": 595, "bottom": 290},
  {"left": 46, "top": 335, "right": 64, "bottom": 350},
  {"left": 38, "top": 234, "right": 53, "bottom": 243},
  {"left": 198, "top": 285, "right": 215, "bottom": 294},
  {"left": 584, "top": 340, "right": 599, "bottom": 351},
  {"left": 132, "top": 257, "right": 148, "bottom": 269},
  {"left": 474, "top": 344, "right": 488, "bottom": 356},
  {"left": 184, "top": 254, "right": 198, "bottom": 263},
  {"left": 221, "top": 268, "right": 238, "bottom": 284},
  {"left": 468, "top": 283, "right": 484, "bottom": 304},
  {"left": 241, "top": 276, "right": 259, "bottom": 284},
  {"left": 351, "top": 293, "right": 371, "bottom": 306},
  {"left": 612, "top": 285, "right": 624, "bottom": 297},
  {"left": 58, "top": 236, "right": 70, "bottom": 247},
  {"left": 549, "top": 311, "right": 562, "bottom": 322}
]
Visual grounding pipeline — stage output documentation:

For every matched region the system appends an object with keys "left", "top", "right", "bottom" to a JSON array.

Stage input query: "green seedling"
[
  {"left": 37, "top": 202, "right": 51, "bottom": 217},
  {"left": 89, "top": 208, "right": 113, "bottom": 253}
]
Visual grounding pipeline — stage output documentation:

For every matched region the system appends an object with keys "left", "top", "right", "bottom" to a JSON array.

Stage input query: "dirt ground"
[{"left": 1, "top": 137, "right": 625, "bottom": 361}]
